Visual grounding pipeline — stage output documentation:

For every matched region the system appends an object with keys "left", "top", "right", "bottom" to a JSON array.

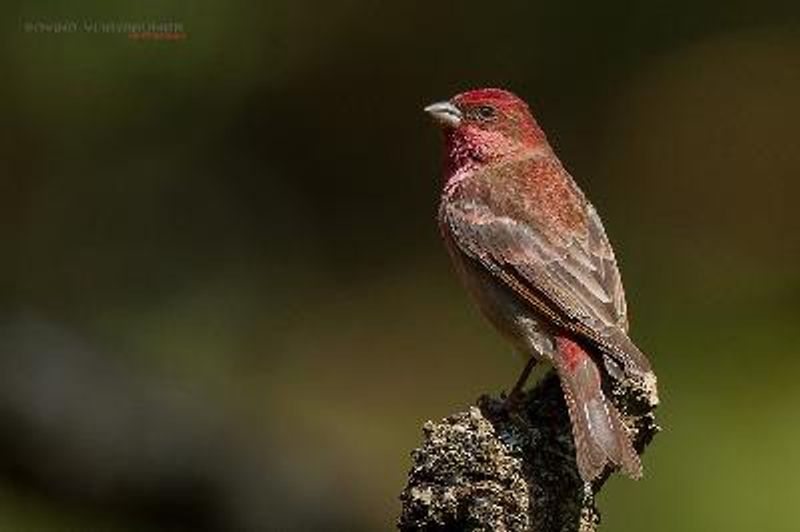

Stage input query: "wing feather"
[{"left": 442, "top": 157, "right": 650, "bottom": 377}]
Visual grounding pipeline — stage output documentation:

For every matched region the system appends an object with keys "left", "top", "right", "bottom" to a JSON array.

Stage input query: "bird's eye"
[{"left": 476, "top": 105, "right": 496, "bottom": 120}]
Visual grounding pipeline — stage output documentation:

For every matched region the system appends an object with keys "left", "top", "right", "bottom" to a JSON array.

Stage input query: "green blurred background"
[{"left": 3, "top": 1, "right": 800, "bottom": 530}]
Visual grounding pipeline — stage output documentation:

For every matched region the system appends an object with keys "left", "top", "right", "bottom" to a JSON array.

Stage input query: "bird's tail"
[{"left": 554, "top": 337, "right": 641, "bottom": 483}]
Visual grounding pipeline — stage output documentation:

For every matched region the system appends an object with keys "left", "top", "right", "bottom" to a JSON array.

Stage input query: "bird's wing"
[{"left": 441, "top": 156, "right": 651, "bottom": 377}]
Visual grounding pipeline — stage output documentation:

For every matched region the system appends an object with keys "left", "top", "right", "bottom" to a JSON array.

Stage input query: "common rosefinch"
[{"left": 425, "top": 88, "right": 658, "bottom": 482}]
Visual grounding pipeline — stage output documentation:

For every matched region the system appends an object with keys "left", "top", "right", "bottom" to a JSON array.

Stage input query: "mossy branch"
[{"left": 398, "top": 370, "right": 659, "bottom": 531}]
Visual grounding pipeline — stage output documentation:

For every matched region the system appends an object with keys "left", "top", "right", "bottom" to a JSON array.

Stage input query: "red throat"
[
  {"left": 440, "top": 119, "right": 547, "bottom": 181},
  {"left": 441, "top": 128, "right": 484, "bottom": 179}
]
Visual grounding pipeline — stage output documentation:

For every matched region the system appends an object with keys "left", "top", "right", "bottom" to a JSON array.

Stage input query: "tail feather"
[{"left": 555, "top": 337, "right": 642, "bottom": 482}]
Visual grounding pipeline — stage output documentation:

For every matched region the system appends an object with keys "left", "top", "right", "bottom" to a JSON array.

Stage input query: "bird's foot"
[{"left": 504, "top": 356, "right": 537, "bottom": 410}]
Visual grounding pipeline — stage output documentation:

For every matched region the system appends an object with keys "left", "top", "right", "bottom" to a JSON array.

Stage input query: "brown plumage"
[{"left": 426, "top": 88, "right": 658, "bottom": 482}]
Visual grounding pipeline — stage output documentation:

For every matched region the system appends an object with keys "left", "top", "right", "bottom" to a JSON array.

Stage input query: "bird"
[{"left": 424, "top": 88, "right": 658, "bottom": 483}]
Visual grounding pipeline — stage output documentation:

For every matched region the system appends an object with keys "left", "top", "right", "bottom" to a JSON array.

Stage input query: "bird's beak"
[{"left": 424, "top": 101, "right": 462, "bottom": 128}]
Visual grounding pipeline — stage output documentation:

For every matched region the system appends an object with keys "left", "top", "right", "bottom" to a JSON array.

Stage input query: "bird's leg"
[{"left": 505, "top": 356, "right": 537, "bottom": 410}]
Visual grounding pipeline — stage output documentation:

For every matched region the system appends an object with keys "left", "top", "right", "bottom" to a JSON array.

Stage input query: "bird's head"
[{"left": 425, "top": 88, "right": 547, "bottom": 176}]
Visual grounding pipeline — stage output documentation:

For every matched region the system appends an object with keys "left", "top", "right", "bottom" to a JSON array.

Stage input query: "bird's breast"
[{"left": 438, "top": 221, "right": 557, "bottom": 361}]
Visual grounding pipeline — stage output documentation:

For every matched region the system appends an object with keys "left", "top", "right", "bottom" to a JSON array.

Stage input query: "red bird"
[{"left": 425, "top": 88, "right": 658, "bottom": 483}]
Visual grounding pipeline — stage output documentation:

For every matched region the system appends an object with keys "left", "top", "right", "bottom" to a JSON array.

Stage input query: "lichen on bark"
[{"left": 398, "top": 371, "right": 658, "bottom": 532}]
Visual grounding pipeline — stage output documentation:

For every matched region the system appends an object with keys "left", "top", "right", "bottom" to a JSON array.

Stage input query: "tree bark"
[{"left": 398, "top": 369, "right": 659, "bottom": 531}]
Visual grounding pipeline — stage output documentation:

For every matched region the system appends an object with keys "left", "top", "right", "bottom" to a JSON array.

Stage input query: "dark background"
[{"left": 3, "top": 1, "right": 800, "bottom": 530}]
